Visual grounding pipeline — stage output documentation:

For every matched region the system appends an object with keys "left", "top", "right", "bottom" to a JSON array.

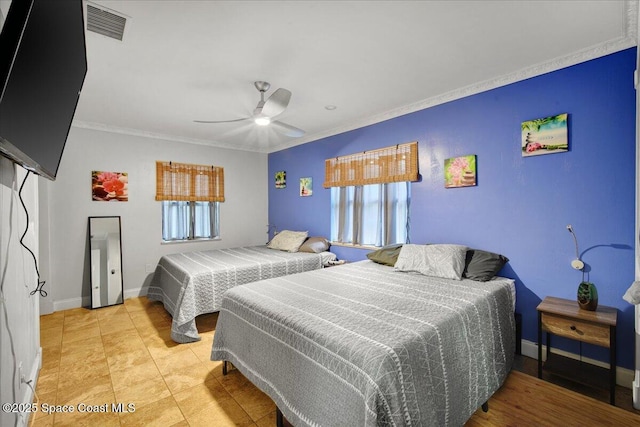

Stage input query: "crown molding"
[
  {"left": 270, "top": 0, "right": 638, "bottom": 154},
  {"left": 71, "top": 120, "right": 271, "bottom": 153},
  {"left": 73, "top": 1, "right": 638, "bottom": 155}
]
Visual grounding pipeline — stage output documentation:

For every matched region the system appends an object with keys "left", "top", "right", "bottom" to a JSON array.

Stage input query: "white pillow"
[
  {"left": 394, "top": 244, "right": 468, "bottom": 280},
  {"left": 267, "top": 230, "right": 309, "bottom": 252}
]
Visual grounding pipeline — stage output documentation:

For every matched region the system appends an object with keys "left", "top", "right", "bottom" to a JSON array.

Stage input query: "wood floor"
[
  {"left": 32, "top": 297, "right": 640, "bottom": 426},
  {"left": 466, "top": 371, "right": 640, "bottom": 426}
]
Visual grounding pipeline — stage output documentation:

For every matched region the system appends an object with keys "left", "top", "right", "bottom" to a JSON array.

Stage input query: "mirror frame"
[{"left": 88, "top": 216, "right": 124, "bottom": 309}]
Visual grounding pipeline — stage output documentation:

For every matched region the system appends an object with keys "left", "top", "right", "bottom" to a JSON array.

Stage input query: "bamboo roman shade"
[
  {"left": 155, "top": 161, "right": 225, "bottom": 202},
  {"left": 323, "top": 141, "right": 419, "bottom": 188}
]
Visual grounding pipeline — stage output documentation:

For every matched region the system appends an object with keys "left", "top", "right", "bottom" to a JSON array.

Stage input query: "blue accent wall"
[{"left": 269, "top": 48, "right": 637, "bottom": 369}]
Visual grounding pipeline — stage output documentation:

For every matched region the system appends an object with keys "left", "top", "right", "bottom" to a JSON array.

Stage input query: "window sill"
[
  {"left": 161, "top": 237, "right": 222, "bottom": 245},
  {"left": 329, "top": 242, "right": 379, "bottom": 250}
]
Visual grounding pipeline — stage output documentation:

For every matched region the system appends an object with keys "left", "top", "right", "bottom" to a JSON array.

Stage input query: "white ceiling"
[{"left": 73, "top": 1, "right": 637, "bottom": 153}]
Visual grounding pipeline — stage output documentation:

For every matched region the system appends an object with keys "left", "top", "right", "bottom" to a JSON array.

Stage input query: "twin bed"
[
  {"left": 147, "top": 245, "right": 335, "bottom": 343},
  {"left": 210, "top": 244, "right": 516, "bottom": 426}
]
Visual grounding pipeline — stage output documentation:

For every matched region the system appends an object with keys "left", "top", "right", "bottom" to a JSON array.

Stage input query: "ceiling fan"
[{"left": 194, "top": 81, "right": 305, "bottom": 138}]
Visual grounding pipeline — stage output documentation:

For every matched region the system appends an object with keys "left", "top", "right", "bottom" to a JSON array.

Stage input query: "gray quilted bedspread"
[
  {"left": 211, "top": 260, "right": 515, "bottom": 426},
  {"left": 147, "top": 246, "right": 324, "bottom": 343}
]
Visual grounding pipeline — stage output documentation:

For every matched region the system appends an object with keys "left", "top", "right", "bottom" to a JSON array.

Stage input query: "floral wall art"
[
  {"left": 444, "top": 155, "right": 476, "bottom": 188},
  {"left": 521, "top": 113, "right": 568, "bottom": 157},
  {"left": 92, "top": 171, "right": 128, "bottom": 201}
]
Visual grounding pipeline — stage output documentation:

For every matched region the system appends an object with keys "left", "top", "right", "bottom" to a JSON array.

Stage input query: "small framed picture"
[
  {"left": 444, "top": 155, "right": 476, "bottom": 188},
  {"left": 92, "top": 171, "right": 128, "bottom": 201},
  {"left": 300, "top": 177, "right": 312, "bottom": 196},
  {"left": 521, "top": 113, "right": 568, "bottom": 157},
  {"left": 275, "top": 171, "right": 286, "bottom": 188}
]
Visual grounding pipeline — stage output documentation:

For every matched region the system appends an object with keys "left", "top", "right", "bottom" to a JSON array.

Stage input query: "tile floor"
[
  {"left": 32, "top": 297, "right": 640, "bottom": 426},
  {"left": 34, "top": 297, "right": 276, "bottom": 427}
]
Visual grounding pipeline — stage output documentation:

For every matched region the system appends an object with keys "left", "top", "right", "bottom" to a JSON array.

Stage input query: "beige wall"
[{"left": 42, "top": 127, "right": 268, "bottom": 310}]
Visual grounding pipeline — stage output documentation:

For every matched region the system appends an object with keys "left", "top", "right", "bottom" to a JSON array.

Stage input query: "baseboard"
[
  {"left": 521, "top": 339, "right": 634, "bottom": 388},
  {"left": 52, "top": 289, "right": 147, "bottom": 311},
  {"left": 124, "top": 287, "right": 147, "bottom": 299},
  {"left": 19, "top": 347, "right": 42, "bottom": 427},
  {"left": 53, "top": 296, "right": 90, "bottom": 311},
  {"left": 633, "top": 372, "right": 640, "bottom": 409}
]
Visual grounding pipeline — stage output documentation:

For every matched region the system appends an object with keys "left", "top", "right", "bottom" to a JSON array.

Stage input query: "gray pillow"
[
  {"left": 366, "top": 244, "right": 404, "bottom": 266},
  {"left": 298, "top": 237, "right": 330, "bottom": 253},
  {"left": 463, "top": 249, "right": 509, "bottom": 281},
  {"left": 395, "top": 244, "right": 468, "bottom": 280}
]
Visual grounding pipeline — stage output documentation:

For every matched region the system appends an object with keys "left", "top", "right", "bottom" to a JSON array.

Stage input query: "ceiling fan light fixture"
[
  {"left": 254, "top": 116, "right": 271, "bottom": 126},
  {"left": 195, "top": 81, "right": 304, "bottom": 137}
]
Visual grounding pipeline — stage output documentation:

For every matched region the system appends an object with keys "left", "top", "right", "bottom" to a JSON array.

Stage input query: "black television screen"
[{"left": 0, "top": 0, "right": 87, "bottom": 181}]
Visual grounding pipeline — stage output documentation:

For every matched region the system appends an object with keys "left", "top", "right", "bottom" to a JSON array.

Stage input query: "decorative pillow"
[
  {"left": 463, "top": 249, "right": 509, "bottom": 282},
  {"left": 366, "top": 244, "right": 404, "bottom": 266},
  {"left": 394, "top": 243, "right": 468, "bottom": 280},
  {"left": 298, "top": 236, "right": 330, "bottom": 253},
  {"left": 267, "top": 230, "right": 308, "bottom": 252}
]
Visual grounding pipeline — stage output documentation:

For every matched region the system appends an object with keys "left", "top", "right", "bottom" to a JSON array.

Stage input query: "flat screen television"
[{"left": 0, "top": 0, "right": 87, "bottom": 181}]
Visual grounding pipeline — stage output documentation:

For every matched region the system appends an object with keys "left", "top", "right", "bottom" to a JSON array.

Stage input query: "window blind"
[
  {"left": 323, "top": 141, "right": 419, "bottom": 188},
  {"left": 155, "top": 161, "right": 225, "bottom": 202}
]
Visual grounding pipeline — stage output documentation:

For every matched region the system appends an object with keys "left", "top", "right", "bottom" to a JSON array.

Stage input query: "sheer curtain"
[
  {"left": 162, "top": 201, "right": 190, "bottom": 241},
  {"left": 331, "top": 182, "right": 409, "bottom": 246},
  {"left": 162, "top": 201, "right": 218, "bottom": 241},
  {"left": 193, "top": 202, "right": 217, "bottom": 238}
]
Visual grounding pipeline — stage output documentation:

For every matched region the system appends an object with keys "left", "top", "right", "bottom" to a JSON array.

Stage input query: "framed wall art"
[
  {"left": 92, "top": 171, "right": 128, "bottom": 201},
  {"left": 275, "top": 170, "right": 286, "bottom": 188},
  {"left": 444, "top": 155, "right": 476, "bottom": 188},
  {"left": 300, "top": 177, "right": 312, "bottom": 196},
  {"left": 521, "top": 113, "right": 568, "bottom": 157}
]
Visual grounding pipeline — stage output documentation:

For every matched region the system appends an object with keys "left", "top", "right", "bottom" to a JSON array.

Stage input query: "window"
[
  {"left": 330, "top": 182, "right": 410, "bottom": 246},
  {"left": 156, "top": 161, "right": 224, "bottom": 242},
  {"left": 161, "top": 201, "right": 220, "bottom": 241},
  {"left": 324, "top": 141, "right": 418, "bottom": 247}
]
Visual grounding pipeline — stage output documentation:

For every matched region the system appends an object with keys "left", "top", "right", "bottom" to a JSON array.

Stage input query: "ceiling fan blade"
[
  {"left": 194, "top": 117, "right": 250, "bottom": 124},
  {"left": 261, "top": 88, "right": 291, "bottom": 118},
  {"left": 271, "top": 120, "right": 305, "bottom": 138}
]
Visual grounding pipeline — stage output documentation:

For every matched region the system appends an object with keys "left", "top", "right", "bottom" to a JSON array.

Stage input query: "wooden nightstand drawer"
[{"left": 540, "top": 312, "right": 610, "bottom": 347}]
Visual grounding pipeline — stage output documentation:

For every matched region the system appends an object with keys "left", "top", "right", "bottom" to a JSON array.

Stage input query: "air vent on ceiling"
[{"left": 87, "top": 4, "right": 126, "bottom": 41}]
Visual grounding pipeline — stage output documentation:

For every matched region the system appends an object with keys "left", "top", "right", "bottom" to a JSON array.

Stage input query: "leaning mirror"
[{"left": 89, "top": 216, "right": 124, "bottom": 309}]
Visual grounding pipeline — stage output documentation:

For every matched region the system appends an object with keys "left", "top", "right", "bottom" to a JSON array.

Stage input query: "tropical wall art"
[
  {"left": 300, "top": 177, "right": 313, "bottom": 196},
  {"left": 275, "top": 170, "right": 286, "bottom": 188},
  {"left": 521, "top": 113, "right": 568, "bottom": 157},
  {"left": 92, "top": 171, "right": 128, "bottom": 201},
  {"left": 444, "top": 155, "right": 476, "bottom": 188}
]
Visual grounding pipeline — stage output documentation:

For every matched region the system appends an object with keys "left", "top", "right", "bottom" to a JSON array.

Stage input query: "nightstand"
[{"left": 537, "top": 296, "right": 617, "bottom": 404}]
